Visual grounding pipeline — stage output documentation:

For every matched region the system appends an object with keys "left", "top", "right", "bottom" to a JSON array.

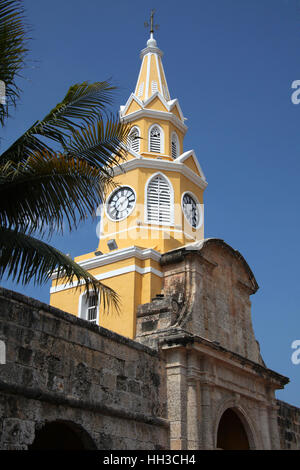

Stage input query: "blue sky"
[{"left": 1, "top": 0, "right": 300, "bottom": 407}]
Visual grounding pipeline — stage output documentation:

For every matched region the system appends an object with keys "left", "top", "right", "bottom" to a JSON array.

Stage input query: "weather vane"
[{"left": 144, "top": 9, "right": 159, "bottom": 35}]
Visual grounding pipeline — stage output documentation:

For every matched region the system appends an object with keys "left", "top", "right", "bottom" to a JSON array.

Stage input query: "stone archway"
[
  {"left": 28, "top": 420, "right": 96, "bottom": 450},
  {"left": 216, "top": 408, "right": 251, "bottom": 450}
]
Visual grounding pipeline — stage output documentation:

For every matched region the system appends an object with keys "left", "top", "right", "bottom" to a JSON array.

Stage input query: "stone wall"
[
  {"left": 277, "top": 400, "right": 300, "bottom": 450},
  {"left": 0, "top": 287, "right": 168, "bottom": 450}
]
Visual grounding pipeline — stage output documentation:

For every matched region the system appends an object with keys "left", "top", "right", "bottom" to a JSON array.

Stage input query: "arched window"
[
  {"left": 149, "top": 125, "right": 163, "bottom": 153},
  {"left": 127, "top": 127, "right": 140, "bottom": 153},
  {"left": 146, "top": 173, "right": 173, "bottom": 225},
  {"left": 79, "top": 292, "right": 99, "bottom": 324},
  {"left": 171, "top": 132, "right": 179, "bottom": 159}
]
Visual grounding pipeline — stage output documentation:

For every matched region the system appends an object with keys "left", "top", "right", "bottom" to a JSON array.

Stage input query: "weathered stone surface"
[
  {"left": 0, "top": 239, "right": 298, "bottom": 450},
  {"left": 0, "top": 287, "right": 169, "bottom": 450},
  {"left": 277, "top": 400, "right": 300, "bottom": 449}
]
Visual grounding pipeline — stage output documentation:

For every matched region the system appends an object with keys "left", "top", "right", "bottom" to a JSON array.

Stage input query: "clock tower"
[{"left": 50, "top": 26, "right": 207, "bottom": 338}]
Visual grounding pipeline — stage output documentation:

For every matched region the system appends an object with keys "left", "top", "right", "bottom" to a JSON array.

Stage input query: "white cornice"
[
  {"left": 50, "top": 264, "right": 163, "bottom": 294},
  {"left": 51, "top": 246, "right": 161, "bottom": 280},
  {"left": 175, "top": 150, "right": 207, "bottom": 181},
  {"left": 140, "top": 45, "right": 163, "bottom": 59},
  {"left": 112, "top": 156, "right": 208, "bottom": 190},
  {"left": 121, "top": 108, "right": 188, "bottom": 134}
]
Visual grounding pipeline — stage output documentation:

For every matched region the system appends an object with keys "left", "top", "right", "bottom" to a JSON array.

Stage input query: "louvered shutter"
[
  {"left": 87, "top": 294, "right": 98, "bottom": 323},
  {"left": 150, "top": 126, "right": 161, "bottom": 153},
  {"left": 171, "top": 134, "right": 178, "bottom": 159},
  {"left": 151, "top": 80, "right": 158, "bottom": 94},
  {"left": 147, "top": 175, "right": 171, "bottom": 224},
  {"left": 128, "top": 128, "right": 140, "bottom": 153},
  {"left": 137, "top": 82, "right": 144, "bottom": 98}
]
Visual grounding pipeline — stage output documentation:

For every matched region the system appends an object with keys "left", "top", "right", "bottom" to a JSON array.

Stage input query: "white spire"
[{"left": 134, "top": 30, "right": 171, "bottom": 102}]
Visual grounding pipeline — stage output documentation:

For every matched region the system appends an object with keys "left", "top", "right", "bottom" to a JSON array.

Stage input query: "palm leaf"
[
  {"left": 0, "top": 0, "right": 29, "bottom": 126},
  {"left": 0, "top": 226, "right": 119, "bottom": 311},
  {"left": 0, "top": 151, "right": 116, "bottom": 236},
  {"left": 1, "top": 81, "right": 122, "bottom": 164},
  {"left": 66, "top": 117, "right": 130, "bottom": 170}
]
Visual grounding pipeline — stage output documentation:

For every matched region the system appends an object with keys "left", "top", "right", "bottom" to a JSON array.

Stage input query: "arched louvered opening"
[
  {"left": 146, "top": 173, "right": 173, "bottom": 225},
  {"left": 149, "top": 125, "right": 162, "bottom": 153},
  {"left": 127, "top": 127, "right": 140, "bottom": 153},
  {"left": 171, "top": 132, "right": 179, "bottom": 159},
  {"left": 137, "top": 82, "right": 144, "bottom": 98}
]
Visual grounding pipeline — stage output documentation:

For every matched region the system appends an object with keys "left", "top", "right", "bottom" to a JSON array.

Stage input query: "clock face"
[
  {"left": 182, "top": 193, "right": 200, "bottom": 228},
  {"left": 107, "top": 186, "right": 136, "bottom": 221}
]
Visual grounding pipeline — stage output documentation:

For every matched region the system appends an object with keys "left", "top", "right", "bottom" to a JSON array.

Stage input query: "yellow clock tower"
[{"left": 50, "top": 26, "right": 207, "bottom": 339}]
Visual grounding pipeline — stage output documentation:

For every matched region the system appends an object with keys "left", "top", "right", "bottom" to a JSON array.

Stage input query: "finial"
[{"left": 144, "top": 9, "right": 159, "bottom": 45}]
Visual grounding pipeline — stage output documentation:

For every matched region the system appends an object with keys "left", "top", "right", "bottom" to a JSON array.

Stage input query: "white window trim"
[
  {"left": 148, "top": 123, "right": 164, "bottom": 154},
  {"left": 128, "top": 126, "right": 140, "bottom": 153},
  {"left": 181, "top": 191, "right": 203, "bottom": 230},
  {"left": 144, "top": 172, "right": 174, "bottom": 226},
  {"left": 171, "top": 131, "right": 179, "bottom": 159},
  {"left": 78, "top": 291, "right": 100, "bottom": 324},
  {"left": 104, "top": 185, "right": 137, "bottom": 222}
]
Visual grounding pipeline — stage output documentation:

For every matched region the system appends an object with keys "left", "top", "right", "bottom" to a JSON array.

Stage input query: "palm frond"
[
  {"left": 0, "top": 151, "right": 116, "bottom": 235},
  {"left": 1, "top": 81, "right": 121, "bottom": 164},
  {"left": 0, "top": 226, "right": 119, "bottom": 311},
  {"left": 0, "top": 0, "right": 29, "bottom": 126},
  {"left": 66, "top": 117, "right": 130, "bottom": 169}
]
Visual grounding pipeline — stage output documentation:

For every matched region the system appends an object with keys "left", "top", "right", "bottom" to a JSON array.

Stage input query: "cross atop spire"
[{"left": 144, "top": 9, "right": 159, "bottom": 37}]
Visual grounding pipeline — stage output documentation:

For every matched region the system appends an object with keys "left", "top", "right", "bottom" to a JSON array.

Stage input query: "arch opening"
[
  {"left": 216, "top": 408, "right": 250, "bottom": 450},
  {"left": 28, "top": 421, "right": 96, "bottom": 450}
]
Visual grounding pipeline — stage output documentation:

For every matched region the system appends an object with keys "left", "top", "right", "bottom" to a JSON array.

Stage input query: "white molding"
[
  {"left": 175, "top": 149, "right": 206, "bottom": 181},
  {"left": 51, "top": 264, "right": 163, "bottom": 294},
  {"left": 121, "top": 93, "right": 144, "bottom": 117},
  {"left": 144, "top": 171, "right": 174, "bottom": 225},
  {"left": 155, "top": 53, "right": 163, "bottom": 96},
  {"left": 145, "top": 53, "right": 151, "bottom": 101},
  {"left": 134, "top": 54, "right": 146, "bottom": 96},
  {"left": 140, "top": 45, "right": 163, "bottom": 59},
  {"left": 111, "top": 156, "right": 208, "bottom": 190},
  {"left": 99, "top": 225, "right": 196, "bottom": 241},
  {"left": 120, "top": 106, "right": 188, "bottom": 134},
  {"left": 51, "top": 246, "right": 162, "bottom": 279}
]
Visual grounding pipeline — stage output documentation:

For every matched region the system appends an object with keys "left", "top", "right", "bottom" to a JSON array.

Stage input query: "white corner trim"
[
  {"left": 155, "top": 53, "right": 163, "bottom": 96},
  {"left": 50, "top": 264, "right": 163, "bottom": 294},
  {"left": 134, "top": 54, "right": 146, "bottom": 96},
  {"left": 121, "top": 93, "right": 144, "bottom": 117},
  {"left": 168, "top": 98, "right": 185, "bottom": 122},
  {"left": 145, "top": 53, "right": 151, "bottom": 101},
  {"left": 175, "top": 150, "right": 207, "bottom": 181},
  {"left": 111, "top": 157, "right": 208, "bottom": 190}
]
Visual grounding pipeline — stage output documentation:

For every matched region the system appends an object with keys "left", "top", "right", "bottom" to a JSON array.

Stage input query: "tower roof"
[{"left": 133, "top": 32, "right": 171, "bottom": 102}]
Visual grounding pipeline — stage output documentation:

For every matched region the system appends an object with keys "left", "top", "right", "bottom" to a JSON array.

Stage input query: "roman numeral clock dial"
[
  {"left": 107, "top": 187, "right": 136, "bottom": 221},
  {"left": 182, "top": 193, "right": 200, "bottom": 229}
]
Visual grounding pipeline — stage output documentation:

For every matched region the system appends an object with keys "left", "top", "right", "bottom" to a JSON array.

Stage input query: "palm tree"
[{"left": 0, "top": 0, "right": 129, "bottom": 311}]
